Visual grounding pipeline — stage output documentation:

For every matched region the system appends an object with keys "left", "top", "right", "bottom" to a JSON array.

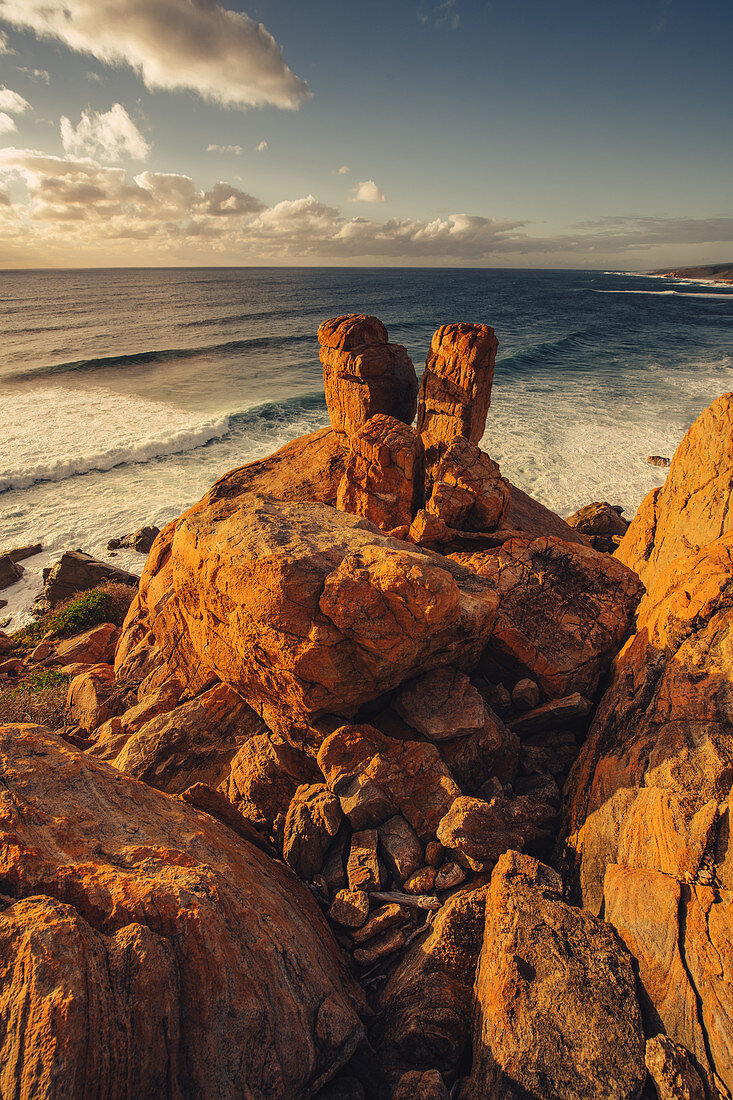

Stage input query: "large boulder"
[
  {"left": 615, "top": 392, "right": 733, "bottom": 589},
  {"left": 453, "top": 535, "right": 643, "bottom": 699},
  {"left": 462, "top": 851, "right": 645, "bottom": 1100},
  {"left": 560, "top": 532, "right": 733, "bottom": 1095},
  {"left": 0, "top": 723, "right": 365, "bottom": 1099},
  {"left": 130, "top": 492, "right": 499, "bottom": 746},
  {"left": 336, "top": 414, "right": 424, "bottom": 531},
  {"left": 417, "top": 324, "right": 498, "bottom": 472},
  {"left": 318, "top": 315, "right": 418, "bottom": 437},
  {"left": 43, "top": 551, "right": 139, "bottom": 606}
]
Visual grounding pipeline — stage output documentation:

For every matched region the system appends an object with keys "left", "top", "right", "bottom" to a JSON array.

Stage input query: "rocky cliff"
[{"left": 1, "top": 313, "right": 730, "bottom": 1099}]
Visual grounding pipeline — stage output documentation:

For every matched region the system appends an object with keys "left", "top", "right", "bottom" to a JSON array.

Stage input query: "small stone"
[
  {"left": 647, "top": 455, "right": 671, "bottom": 468},
  {"left": 403, "top": 866, "right": 437, "bottom": 894},
  {"left": 329, "top": 889, "right": 370, "bottom": 928},
  {"left": 645, "top": 1035, "right": 705, "bottom": 1100},
  {"left": 283, "top": 783, "right": 342, "bottom": 881},
  {"left": 0, "top": 630, "right": 12, "bottom": 657},
  {"left": 353, "top": 927, "right": 407, "bottom": 967},
  {"left": 512, "top": 678, "right": 540, "bottom": 711},
  {"left": 347, "top": 830, "right": 381, "bottom": 892},
  {"left": 395, "top": 667, "right": 485, "bottom": 741},
  {"left": 0, "top": 555, "right": 23, "bottom": 592},
  {"left": 378, "top": 816, "right": 424, "bottom": 885},
  {"left": 407, "top": 509, "right": 452, "bottom": 551},
  {"left": 425, "top": 840, "right": 446, "bottom": 868},
  {"left": 351, "top": 903, "right": 411, "bottom": 946},
  {"left": 477, "top": 679, "right": 513, "bottom": 719},
  {"left": 392, "top": 1069, "right": 450, "bottom": 1099},
  {"left": 434, "top": 861, "right": 466, "bottom": 891},
  {"left": 30, "top": 642, "right": 52, "bottom": 663}
]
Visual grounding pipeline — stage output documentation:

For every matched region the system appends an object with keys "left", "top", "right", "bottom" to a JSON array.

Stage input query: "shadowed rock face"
[
  {"left": 417, "top": 323, "right": 498, "bottom": 472},
  {"left": 615, "top": 391, "right": 733, "bottom": 589},
  {"left": 560, "top": 533, "right": 733, "bottom": 1095},
  {"left": 318, "top": 314, "right": 419, "bottom": 437},
  {"left": 463, "top": 851, "right": 646, "bottom": 1100},
  {"left": 0, "top": 724, "right": 365, "bottom": 1100}
]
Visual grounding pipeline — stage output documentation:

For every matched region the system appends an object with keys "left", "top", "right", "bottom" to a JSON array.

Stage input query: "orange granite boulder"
[
  {"left": 453, "top": 535, "right": 643, "bottom": 699},
  {"left": 143, "top": 492, "right": 499, "bottom": 745},
  {"left": 317, "top": 723, "right": 460, "bottom": 841},
  {"left": 560, "top": 533, "right": 733, "bottom": 1095},
  {"left": 318, "top": 314, "right": 418, "bottom": 437},
  {"left": 0, "top": 723, "right": 365, "bottom": 1099},
  {"left": 221, "top": 729, "right": 316, "bottom": 832},
  {"left": 615, "top": 391, "right": 733, "bottom": 588},
  {"left": 417, "top": 323, "right": 498, "bottom": 471},
  {"left": 336, "top": 414, "right": 424, "bottom": 530},
  {"left": 66, "top": 663, "right": 125, "bottom": 732},
  {"left": 462, "top": 851, "right": 645, "bottom": 1100},
  {"left": 426, "top": 438, "right": 510, "bottom": 532}
]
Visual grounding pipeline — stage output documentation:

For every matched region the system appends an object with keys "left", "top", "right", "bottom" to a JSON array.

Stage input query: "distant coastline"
[{"left": 649, "top": 262, "right": 733, "bottom": 285}]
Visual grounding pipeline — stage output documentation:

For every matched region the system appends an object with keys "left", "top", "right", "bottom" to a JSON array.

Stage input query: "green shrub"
[{"left": 11, "top": 581, "right": 136, "bottom": 656}]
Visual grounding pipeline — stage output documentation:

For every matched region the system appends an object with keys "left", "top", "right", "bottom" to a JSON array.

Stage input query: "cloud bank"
[
  {"left": 0, "top": 147, "right": 730, "bottom": 266},
  {"left": 0, "top": 0, "right": 310, "bottom": 110},
  {"left": 60, "top": 104, "right": 150, "bottom": 162}
]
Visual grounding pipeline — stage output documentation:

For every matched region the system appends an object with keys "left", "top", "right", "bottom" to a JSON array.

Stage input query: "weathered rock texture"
[
  {"left": 417, "top": 324, "right": 498, "bottom": 471},
  {"left": 318, "top": 315, "right": 418, "bottom": 437},
  {"left": 0, "top": 723, "right": 364, "bottom": 1099},
  {"left": 426, "top": 438, "right": 510, "bottom": 533},
  {"left": 454, "top": 535, "right": 643, "bottom": 699},
  {"left": 615, "top": 391, "right": 733, "bottom": 588},
  {"left": 463, "top": 851, "right": 646, "bottom": 1100},
  {"left": 336, "top": 414, "right": 424, "bottom": 530},
  {"left": 43, "top": 550, "right": 139, "bottom": 605},
  {"left": 565, "top": 501, "right": 629, "bottom": 552},
  {"left": 561, "top": 532, "right": 733, "bottom": 1095},
  {"left": 126, "top": 492, "right": 499, "bottom": 745}
]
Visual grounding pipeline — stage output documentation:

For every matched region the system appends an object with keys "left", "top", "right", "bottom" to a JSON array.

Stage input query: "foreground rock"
[
  {"left": 318, "top": 315, "right": 418, "bottom": 437},
  {"left": 454, "top": 535, "right": 643, "bottom": 699},
  {"left": 336, "top": 414, "right": 424, "bottom": 530},
  {"left": 462, "top": 851, "right": 645, "bottom": 1100},
  {"left": 426, "top": 438, "right": 510, "bottom": 533},
  {"left": 561, "top": 533, "right": 733, "bottom": 1095},
  {"left": 0, "top": 723, "right": 364, "bottom": 1098},
  {"left": 43, "top": 550, "right": 139, "bottom": 606},
  {"left": 417, "top": 324, "right": 498, "bottom": 472},
  {"left": 616, "top": 391, "right": 733, "bottom": 588},
  {"left": 128, "top": 492, "right": 500, "bottom": 745}
]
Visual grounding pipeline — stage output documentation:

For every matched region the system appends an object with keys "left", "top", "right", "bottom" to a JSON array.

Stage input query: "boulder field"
[{"left": 1, "top": 313, "right": 732, "bottom": 1099}]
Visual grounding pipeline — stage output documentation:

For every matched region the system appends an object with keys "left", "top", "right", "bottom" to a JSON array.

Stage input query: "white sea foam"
[
  {"left": 0, "top": 386, "right": 231, "bottom": 492},
  {"left": 592, "top": 289, "right": 732, "bottom": 300}
]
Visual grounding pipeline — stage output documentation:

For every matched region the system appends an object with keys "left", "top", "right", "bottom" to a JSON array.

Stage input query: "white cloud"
[
  {"left": 334, "top": 165, "right": 350, "bottom": 175},
  {"left": 16, "top": 67, "right": 50, "bottom": 83},
  {"left": 0, "top": 113, "right": 16, "bottom": 134},
  {"left": 60, "top": 103, "right": 150, "bottom": 162},
  {"left": 0, "top": 146, "right": 731, "bottom": 267},
  {"left": 0, "top": 86, "right": 30, "bottom": 113},
  {"left": 0, "top": 0, "right": 310, "bottom": 110},
  {"left": 207, "top": 144, "right": 244, "bottom": 155},
  {"left": 350, "top": 179, "right": 387, "bottom": 204},
  {"left": 256, "top": 140, "right": 268, "bottom": 153}
]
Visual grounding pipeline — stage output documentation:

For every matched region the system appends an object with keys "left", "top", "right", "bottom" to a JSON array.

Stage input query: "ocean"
[{"left": 1, "top": 266, "right": 732, "bottom": 628}]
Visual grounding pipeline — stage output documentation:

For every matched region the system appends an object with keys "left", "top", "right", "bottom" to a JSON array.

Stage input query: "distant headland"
[{"left": 649, "top": 261, "right": 733, "bottom": 284}]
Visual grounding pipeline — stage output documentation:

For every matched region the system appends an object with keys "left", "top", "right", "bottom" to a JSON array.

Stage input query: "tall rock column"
[
  {"left": 417, "top": 323, "right": 498, "bottom": 476},
  {"left": 318, "top": 314, "right": 419, "bottom": 437}
]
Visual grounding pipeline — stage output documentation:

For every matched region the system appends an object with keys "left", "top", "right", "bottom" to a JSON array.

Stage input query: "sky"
[{"left": 0, "top": 0, "right": 731, "bottom": 269}]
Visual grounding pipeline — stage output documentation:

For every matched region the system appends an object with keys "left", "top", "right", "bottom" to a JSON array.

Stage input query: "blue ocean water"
[{"left": 1, "top": 266, "right": 731, "bottom": 624}]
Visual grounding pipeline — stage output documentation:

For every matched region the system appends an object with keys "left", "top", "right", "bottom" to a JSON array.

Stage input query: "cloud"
[
  {"left": 0, "top": 30, "right": 12, "bottom": 53},
  {"left": 256, "top": 140, "right": 268, "bottom": 153},
  {"left": 0, "top": 86, "right": 30, "bottom": 113},
  {"left": 0, "top": 113, "right": 16, "bottom": 134},
  {"left": 16, "top": 67, "right": 50, "bottom": 83},
  {"left": 333, "top": 165, "right": 350, "bottom": 175},
  {"left": 0, "top": 0, "right": 310, "bottom": 110},
  {"left": 60, "top": 103, "right": 150, "bottom": 162},
  {"left": 419, "top": 1, "right": 460, "bottom": 30},
  {"left": 0, "top": 146, "right": 731, "bottom": 267},
  {"left": 207, "top": 144, "right": 244, "bottom": 155},
  {"left": 350, "top": 179, "right": 387, "bottom": 204}
]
